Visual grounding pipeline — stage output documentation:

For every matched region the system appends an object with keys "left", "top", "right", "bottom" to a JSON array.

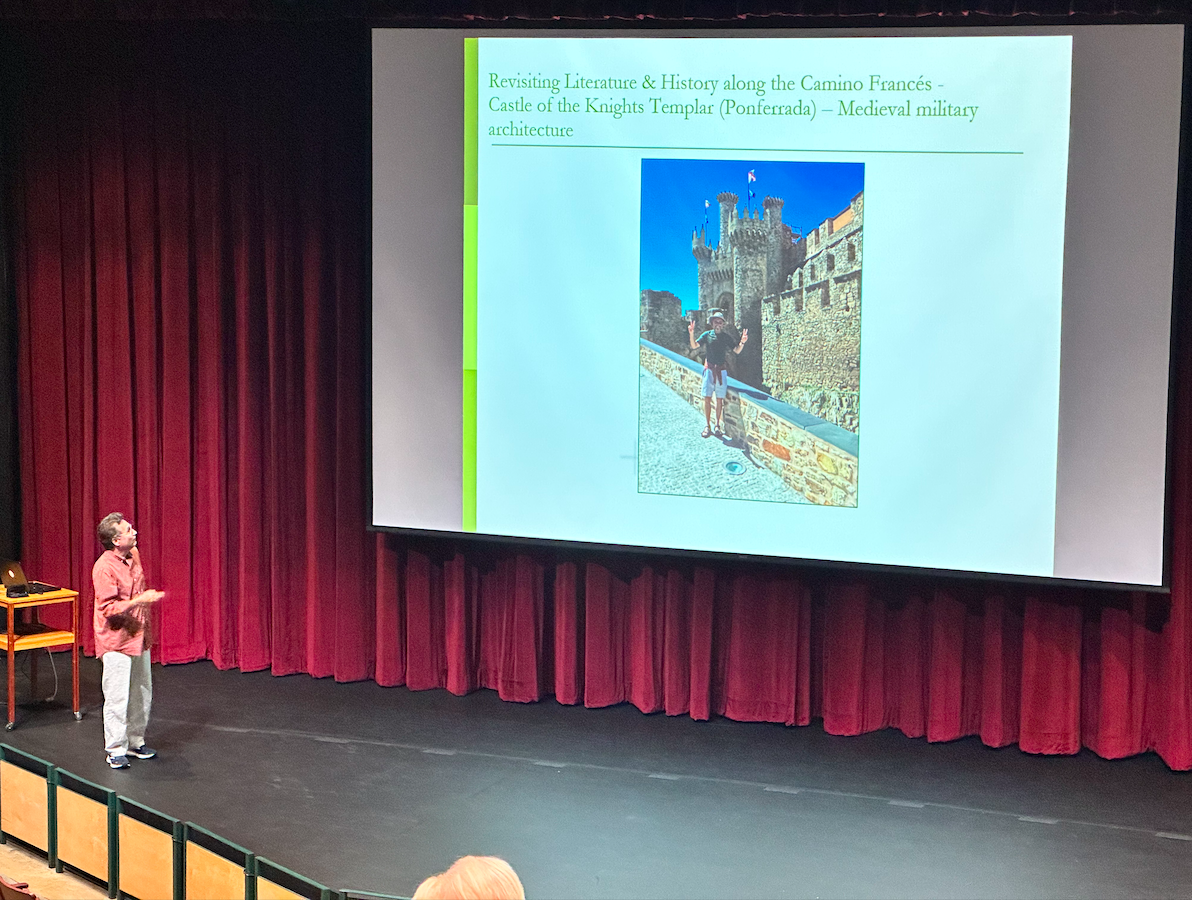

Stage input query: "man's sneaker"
[
  {"left": 107, "top": 754, "right": 130, "bottom": 769},
  {"left": 128, "top": 745, "right": 156, "bottom": 760}
]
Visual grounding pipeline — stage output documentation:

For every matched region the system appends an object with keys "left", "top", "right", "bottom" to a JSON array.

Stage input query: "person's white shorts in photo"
[{"left": 701, "top": 366, "right": 728, "bottom": 399}]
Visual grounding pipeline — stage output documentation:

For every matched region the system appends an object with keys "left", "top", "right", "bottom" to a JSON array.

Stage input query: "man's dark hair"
[{"left": 97, "top": 512, "right": 126, "bottom": 551}]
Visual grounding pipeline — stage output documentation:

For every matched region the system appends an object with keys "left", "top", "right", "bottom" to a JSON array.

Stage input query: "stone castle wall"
[
  {"left": 762, "top": 193, "right": 863, "bottom": 433},
  {"left": 639, "top": 289, "right": 689, "bottom": 355},
  {"left": 640, "top": 340, "right": 858, "bottom": 507}
]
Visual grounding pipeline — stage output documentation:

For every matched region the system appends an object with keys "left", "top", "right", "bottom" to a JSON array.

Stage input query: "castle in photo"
[{"left": 641, "top": 189, "right": 863, "bottom": 433}]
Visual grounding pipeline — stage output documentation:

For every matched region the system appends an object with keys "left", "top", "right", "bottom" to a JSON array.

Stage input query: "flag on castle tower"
[
  {"left": 746, "top": 170, "right": 757, "bottom": 211},
  {"left": 747, "top": 170, "right": 756, "bottom": 183},
  {"left": 703, "top": 199, "right": 709, "bottom": 226}
]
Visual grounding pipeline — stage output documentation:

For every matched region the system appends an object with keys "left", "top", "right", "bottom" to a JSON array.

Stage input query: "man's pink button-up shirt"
[{"left": 91, "top": 548, "right": 148, "bottom": 656}]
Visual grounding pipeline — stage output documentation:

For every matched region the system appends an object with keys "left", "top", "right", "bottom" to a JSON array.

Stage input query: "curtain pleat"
[{"left": 552, "top": 562, "right": 582, "bottom": 704}]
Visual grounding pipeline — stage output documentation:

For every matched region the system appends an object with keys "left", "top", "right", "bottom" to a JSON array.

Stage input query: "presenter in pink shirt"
[{"left": 91, "top": 513, "right": 163, "bottom": 769}]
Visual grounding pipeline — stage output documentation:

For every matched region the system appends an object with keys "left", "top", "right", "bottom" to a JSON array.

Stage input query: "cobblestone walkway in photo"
[{"left": 637, "top": 368, "right": 810, "bottom": 504}]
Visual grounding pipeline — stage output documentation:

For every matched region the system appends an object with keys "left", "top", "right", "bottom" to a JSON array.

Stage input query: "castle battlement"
[
  {"left": 699, "top": 265, "right": 733, "bottom": 283},
  {"left": 729, "top": 225, "right": 769, "bottom": 253}
]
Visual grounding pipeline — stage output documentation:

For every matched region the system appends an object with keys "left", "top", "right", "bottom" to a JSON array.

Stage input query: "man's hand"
[
  {"left": 134, "top": 589, "right": 164, "bottom": 606},
  {"left": 687, "top": 317, "right": 699, "bottom": 350},
  {"left": 736, "top": 328, "right": 749, "bottom": 352}
]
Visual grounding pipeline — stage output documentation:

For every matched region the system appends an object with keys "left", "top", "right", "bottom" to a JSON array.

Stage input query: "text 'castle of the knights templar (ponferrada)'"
[{"left": 640, "top": 190, "right": 863, "bottom": 433}]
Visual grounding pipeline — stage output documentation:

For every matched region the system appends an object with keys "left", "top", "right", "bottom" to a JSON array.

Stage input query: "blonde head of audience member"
[{"left": 411, "top": 855, "right": 525, "bottom": 900}]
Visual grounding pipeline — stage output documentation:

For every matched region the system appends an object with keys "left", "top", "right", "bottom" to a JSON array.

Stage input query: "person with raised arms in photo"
[{"left": 688, "top": 308, "right": 747, "bottom": 438}]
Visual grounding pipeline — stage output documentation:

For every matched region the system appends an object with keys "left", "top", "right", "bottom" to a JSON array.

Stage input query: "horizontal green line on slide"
[{"left": 490, "top": 144, "right": 1023, "bottom": 155}]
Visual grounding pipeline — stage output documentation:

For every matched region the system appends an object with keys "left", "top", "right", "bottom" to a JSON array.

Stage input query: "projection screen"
[{"left": 372, "top": 26, "right": 1185, "bottom": 589}]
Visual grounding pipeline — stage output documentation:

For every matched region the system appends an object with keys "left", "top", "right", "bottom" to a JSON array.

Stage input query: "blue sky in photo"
[{"left": 640, "top": 159, "right": 864, "bottom": 311}]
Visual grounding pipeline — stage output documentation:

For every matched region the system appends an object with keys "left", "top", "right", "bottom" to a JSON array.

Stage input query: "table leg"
[
  {"left": 29, "top": 610, "right": 38, "bottom": 699},
  {"left": 7, "top": 611, "right": 15, "bottom": 730},
  {"left": 72, "top": 595, "right": 81, "bottom": 720}
]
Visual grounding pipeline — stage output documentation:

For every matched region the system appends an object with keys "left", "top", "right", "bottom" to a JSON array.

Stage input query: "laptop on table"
[{"left": 0, "top": 562, "right": 58, "bottom": 598}]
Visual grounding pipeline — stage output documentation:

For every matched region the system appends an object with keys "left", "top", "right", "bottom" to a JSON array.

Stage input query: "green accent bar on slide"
[
  {"left": 462, "top": 369, "right": 477, "bottom": 532},
  {"left": 463, "top": 206, "right": 477, "bottom": 530},
  {"left": 463, "top": 38, "right": 478, "bottom": 531},
  {"left": 464, "top": 205, "right": 477, "bottom": 370}
]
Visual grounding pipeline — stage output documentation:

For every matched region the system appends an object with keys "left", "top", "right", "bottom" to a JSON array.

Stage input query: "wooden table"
[{"left": 0, "top": 587, "right": 81, "bottom": 730}]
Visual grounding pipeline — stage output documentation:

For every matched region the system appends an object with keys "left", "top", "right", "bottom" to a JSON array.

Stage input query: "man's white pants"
[{"left": 102, "top": 650, "right": 152, "bottom": 757}]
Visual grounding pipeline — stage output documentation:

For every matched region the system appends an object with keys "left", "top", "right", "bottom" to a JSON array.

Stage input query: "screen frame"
[{"left": 368, "top": 21, "right": 1192, "bottom": 596}]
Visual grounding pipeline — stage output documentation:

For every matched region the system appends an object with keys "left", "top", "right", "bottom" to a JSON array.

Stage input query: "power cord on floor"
[
  {"left": 44, "top": 648, "right": 59, "bottom": 703},
  {"left": 14, "top": 649, "right": 60, "bottom": 704}
]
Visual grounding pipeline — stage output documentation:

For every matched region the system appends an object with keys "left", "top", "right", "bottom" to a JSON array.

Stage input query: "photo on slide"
[{"left": 637, "top": 158, "right": 863, "bottom": 507}]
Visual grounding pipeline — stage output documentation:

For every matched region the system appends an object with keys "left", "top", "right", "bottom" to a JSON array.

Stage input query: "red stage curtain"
[
  {"left": 10, "top": 28, "right": 374, "bottom": 682},
  {"left": 8, "top": 26, "right": 1192, "bottom": 769}
]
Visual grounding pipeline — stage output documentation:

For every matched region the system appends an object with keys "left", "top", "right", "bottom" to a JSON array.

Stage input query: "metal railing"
[{"left": 0, "top": 744, "right": 406, "bottom": 900}]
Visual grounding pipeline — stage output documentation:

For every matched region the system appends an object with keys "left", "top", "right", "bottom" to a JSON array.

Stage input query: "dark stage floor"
[{"left": 2, "top": 656, "right": 1191, "bottom": 899}]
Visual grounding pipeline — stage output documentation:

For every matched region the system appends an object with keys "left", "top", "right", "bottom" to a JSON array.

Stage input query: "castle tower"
[
  {"left": 728, "top": 211, "right": 770, "bottom": 390},
  {"left": 763, "top": 196, "right": 793, "bottom": 297},
  {"left": 717, "top": 192, "right": 738, "bottom": 249},
  {"left": 762, "top": 195, "right": 783, "bottom": 227},
  {"left": 694, "top": 212, "right": 734, "bottom": 329}
]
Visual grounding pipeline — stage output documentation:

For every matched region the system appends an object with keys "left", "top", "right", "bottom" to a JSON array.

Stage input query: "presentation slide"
[{"left": 372, "top": 28, "right": 1184, "bottom": 588}]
